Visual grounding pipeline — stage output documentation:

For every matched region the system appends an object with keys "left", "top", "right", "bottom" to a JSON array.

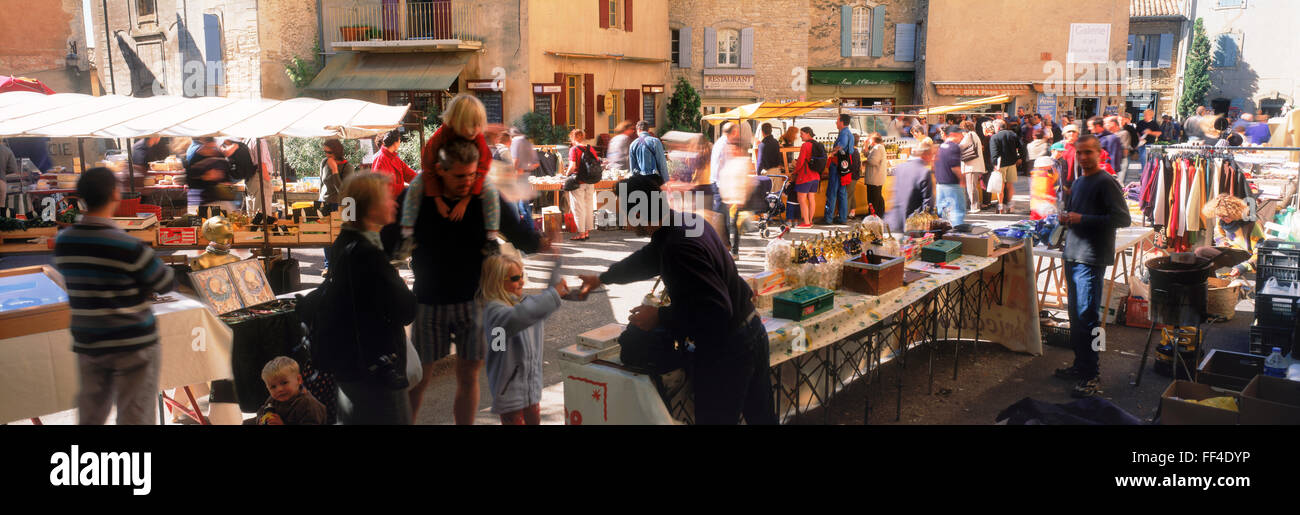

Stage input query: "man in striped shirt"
[{"left": 55, "top": 168, "right": 175, "bottom": 425}]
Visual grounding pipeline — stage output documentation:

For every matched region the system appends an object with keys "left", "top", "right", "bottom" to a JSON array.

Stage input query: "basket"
[
  {"left": 1206, "top": 277, "right": 1240, "bottom": 321},
  {"left": 1040, "top": 313, "right": 1071, "bottom": 348}
]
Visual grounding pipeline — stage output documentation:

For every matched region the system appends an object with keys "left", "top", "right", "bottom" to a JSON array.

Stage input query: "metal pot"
[{"left": 1145, "top": 254, "right": 1215, "bottom": 326}]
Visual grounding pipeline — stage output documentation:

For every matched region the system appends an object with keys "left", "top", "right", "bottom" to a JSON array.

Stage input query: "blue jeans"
[
  {"left": 516, "top": 200, "right": 531, "bottom": 222},
  {"left": 824, "top": 179, "right": 849, "bottom": 223},
  {"left": 935, "top": 183, "right": 967, "bottom": 227},
  {"left": 1137, "top": 145, "right": 1149, "bottom": 168},
  {"left": 711, "top": 183, "right": 731, "bottom": 244},
  {"left": 322, "top": 202, "right": 339, "bottom": 269},
  {"left": 1064, "top": 261, "right": 1104, "bottom": 378}
]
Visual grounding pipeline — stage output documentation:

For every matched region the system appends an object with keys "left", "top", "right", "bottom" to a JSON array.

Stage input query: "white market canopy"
[{"left": 0, "top": 92, "right": 410, "bottom": 140}]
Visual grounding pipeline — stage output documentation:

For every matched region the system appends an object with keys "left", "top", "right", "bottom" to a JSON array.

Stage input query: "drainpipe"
[{"left": 102, "top": 0, "right": 116, "bottom": 95}]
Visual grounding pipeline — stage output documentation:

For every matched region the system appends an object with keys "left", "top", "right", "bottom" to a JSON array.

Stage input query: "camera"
[{"left": 368, "top": 353, "right": 408, "bottom": 390}]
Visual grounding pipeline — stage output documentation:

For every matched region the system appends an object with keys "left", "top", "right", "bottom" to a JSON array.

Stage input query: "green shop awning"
[
  {"left": 308, "top": 52, "right": 468, "bottom": 92},
  {"left": 809, "top": 70, "right": 914, "bottom": 87}
]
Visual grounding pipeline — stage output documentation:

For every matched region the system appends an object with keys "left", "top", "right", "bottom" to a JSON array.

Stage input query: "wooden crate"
[
  {"left": 0, "top": 265, "right": 70, "bottom": 339},
  {"left": 233, "top": 230, "right": 267, "bottom": 245},
  {"left": 127, "top": 229, "right": 156, "bottom": 246},
  {"left": 0, "top": 227, "right": 58, "bottom": 240},
  {"left": 299, "top": 220, "right": 332, "bottom": 243}
]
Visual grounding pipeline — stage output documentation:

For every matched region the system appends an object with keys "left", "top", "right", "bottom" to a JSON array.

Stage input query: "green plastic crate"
[
  {"left": 921, "top": 240, "right": 962, "bottom": 263},
  {"left": 773, "top": 286, "right": 835, "bottom": 321}
]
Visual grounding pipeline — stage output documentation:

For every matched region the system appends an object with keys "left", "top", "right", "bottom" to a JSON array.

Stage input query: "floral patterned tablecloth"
[{"left": 763, "top": 254, "right": 1000, "bottom": 365}]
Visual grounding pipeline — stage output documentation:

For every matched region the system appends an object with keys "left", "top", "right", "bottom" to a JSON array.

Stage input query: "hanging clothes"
[
  {"left": 1186, "top": 158, "right": 1204, "bottom": 233},
  {"left": 1153, "top": 157, "right": 1169, "bottom": 228}
]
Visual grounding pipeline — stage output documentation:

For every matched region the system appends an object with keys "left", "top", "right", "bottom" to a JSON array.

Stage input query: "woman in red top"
[
  {"left": 371, "top": 129, "right": 418, "bottom": 200},
  {"left": 792, "top": 127, "right": 821, "bottom": 228}
]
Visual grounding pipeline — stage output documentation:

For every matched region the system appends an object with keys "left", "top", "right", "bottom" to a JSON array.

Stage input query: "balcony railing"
[{"left": 323, "top": 0, "right": 483, "bottom": 49}]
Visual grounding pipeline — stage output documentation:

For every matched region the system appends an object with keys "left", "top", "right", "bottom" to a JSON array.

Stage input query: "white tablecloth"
[{"left": 0, "top": 295, "right": 234, "bottom": 423}]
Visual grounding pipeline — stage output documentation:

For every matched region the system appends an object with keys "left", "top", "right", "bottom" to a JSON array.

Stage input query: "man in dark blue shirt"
[
  {"left": 933, "top": 125, "right": 967, "bottom": 226},
  {"left": 1054, "top": 134, "right": 1131, "bottom": 398},
  {"left": 756, "top": 123, "right": 784, "bottom": 173}
]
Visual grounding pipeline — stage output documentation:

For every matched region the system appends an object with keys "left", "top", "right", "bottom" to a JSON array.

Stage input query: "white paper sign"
[{"left": 1067, "top": 23, "right": 1111, "bottom": 64}]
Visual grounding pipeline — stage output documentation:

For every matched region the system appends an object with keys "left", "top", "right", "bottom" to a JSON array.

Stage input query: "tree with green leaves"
[
  {"left": 663, "top": 77, "right": 702, "bottom": 134},
  {"left": 1179, "top": 18, "right": 1211, "bottom": 119}
]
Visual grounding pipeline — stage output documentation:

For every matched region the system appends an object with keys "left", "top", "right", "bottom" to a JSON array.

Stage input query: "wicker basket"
[{"left": 1206, "top": 277, "right": 1241, "bottom": 320}]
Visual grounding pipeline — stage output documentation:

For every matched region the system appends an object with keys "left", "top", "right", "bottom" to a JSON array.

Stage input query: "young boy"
[
  {"left": 245, "top": 357, "right": 327, "bottom": 425},
  {"left": 56, "top": 167, "right": 176, "bottom": 425}
]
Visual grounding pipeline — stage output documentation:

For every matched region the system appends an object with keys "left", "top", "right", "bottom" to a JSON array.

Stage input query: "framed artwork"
[
  {"left": 189, "top": 267, "right": 242, "bottom": 314},
  {"left": 229, "top": 259, "right": 275, "bottom": 307}
]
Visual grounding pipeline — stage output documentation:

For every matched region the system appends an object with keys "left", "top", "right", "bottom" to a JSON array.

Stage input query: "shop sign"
[
  {"left": 642, "top": 85, "right": 665, "bottom": 94},
  {"left": 703, "top": 75, "right": 755, "bottom": 90},
  {"left": 468, "top": 80, "right": 503, "bottom": 91},
  {"left": 1037, "top": 94, "right": 1057, "bottom": 120},
  {"left": 1067, "top": 23, "right": 1111, "bottom": 64},
  {"left": 533, "top": 84, "right": 562, "bottom": 94},
  {"left": 934, "top": 84, "right": 1032, "bottom": 96}
]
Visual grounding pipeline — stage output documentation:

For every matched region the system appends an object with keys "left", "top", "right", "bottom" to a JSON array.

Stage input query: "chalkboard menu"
[
  {"left": 478, "top": 91, "right": 503, "bottom": 124},
  {"left": 534, "top": 95, "right": 553, "bottom": 123},
  {"left": 643, "top": 94, "right": 656, "bottom": 127}
]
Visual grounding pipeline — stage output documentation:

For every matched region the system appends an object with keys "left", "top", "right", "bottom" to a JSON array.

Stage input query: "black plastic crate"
[
  {"left": 1040, "top": 315, "right": 1071, "bottom": 348},
  {"left": 1259, "top": 239, "right": 1300, "bottom": 269},
  {"left": 1249, "top": 321, "right": 1296, "bottom": 356},
  {"left": 1258, "top": 264, "right": 1300, "bottom": 287},
  {"left": 1256, "top": 278, "right": 1300, "bottom": 326}
]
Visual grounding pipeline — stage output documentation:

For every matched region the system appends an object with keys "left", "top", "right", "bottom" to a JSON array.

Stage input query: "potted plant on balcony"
[
  {"left": 368, "top": 26, "right": 383, "bottom": 41},
  {"left": 339, "top": 25, "right": 369, "bottom": 42}
]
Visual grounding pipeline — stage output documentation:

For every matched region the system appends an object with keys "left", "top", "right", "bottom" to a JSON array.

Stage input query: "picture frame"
[
  {"left": 189, "top": 266, "right": 243, "bottom": 314},
  {"left": 229, "top": 259, "right": 276, "bottom": 308}
]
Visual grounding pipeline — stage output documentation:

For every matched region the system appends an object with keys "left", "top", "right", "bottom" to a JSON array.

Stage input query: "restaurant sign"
[{"left": 703, "top": 75, "right": 755, "bottom": 90}]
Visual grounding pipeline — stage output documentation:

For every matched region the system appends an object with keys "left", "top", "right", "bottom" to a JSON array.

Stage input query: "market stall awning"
[
  {"left": 702, "top": 99, "right": 837, "bottom": 125},
  {"left": 0, "top": 91, "right": 410, "bottom": 139},
  {"left": 917, "top": 94, "right": 1012, "bottom": 116},
  {"left": 306, "top": 51, "right": 467, "bottom": 92}
]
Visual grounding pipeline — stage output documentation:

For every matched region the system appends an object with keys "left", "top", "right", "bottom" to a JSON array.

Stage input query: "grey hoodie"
[{"left": 482, "top": 288, "right": 562, "bottom": 415}]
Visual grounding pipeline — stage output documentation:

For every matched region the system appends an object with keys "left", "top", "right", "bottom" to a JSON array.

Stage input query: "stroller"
[{"left": 749, "top": 174, "right": 790, "bottom": 239}]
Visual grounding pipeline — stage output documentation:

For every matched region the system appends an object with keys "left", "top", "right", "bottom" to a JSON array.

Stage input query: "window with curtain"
[
  {"left": 1130, "top": 34, "right": 1160, "bottom": 68},
  {"left": 717, "top": 29, "right": 739, "bottom": 67},
  {"left": 851, "top": 6, "right": 871, "bottom": 57}
]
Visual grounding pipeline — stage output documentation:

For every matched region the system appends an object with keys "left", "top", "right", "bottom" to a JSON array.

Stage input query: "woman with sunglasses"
[
  {"left": 479, "top": 252, "right": 568, "bottom": 425},
  {"left": 318, "top": 139, "right": 354, "bottom": 273}
]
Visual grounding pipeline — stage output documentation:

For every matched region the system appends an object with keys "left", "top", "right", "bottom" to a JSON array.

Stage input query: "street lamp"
[{"left": 65, "top": 42, "right": 81, "bottom": 78}]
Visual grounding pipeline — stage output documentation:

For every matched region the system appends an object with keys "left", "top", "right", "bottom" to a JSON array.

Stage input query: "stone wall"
[
  {"left": 257, "top": 0, "right": 320, "bottom": 99},
  {"left": 807, "top": 0, "right": 921, "bottom": 70},
  {"left": 669, "top": 0, "right": 810, "bottom": 105},
  {"left": 0, "top": 0, "right": 84, "bottom": 75},
  {"left": 1128, "top": 19, "right": 1184, "bottom": 117}
]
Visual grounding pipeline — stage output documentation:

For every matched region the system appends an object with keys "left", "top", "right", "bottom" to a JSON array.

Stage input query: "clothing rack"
[{"left": 1147, "top": 145, "right": 1300, "bottom": 205}]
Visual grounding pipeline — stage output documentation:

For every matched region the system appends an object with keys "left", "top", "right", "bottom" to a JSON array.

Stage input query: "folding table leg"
[{"left": 1132, "top": 323, "right": 1159, "bottom": 387}]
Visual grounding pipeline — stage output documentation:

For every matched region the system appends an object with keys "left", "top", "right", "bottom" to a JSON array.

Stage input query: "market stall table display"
[
  {"left": 0, "top": 294, "right": 235, "bottom": 424},
  {"left": 560, "top": 242, "right": 1039, "bottom": 425},
  {"left": 1034, "top": 226, "right": 1156, "bottom": 329}
]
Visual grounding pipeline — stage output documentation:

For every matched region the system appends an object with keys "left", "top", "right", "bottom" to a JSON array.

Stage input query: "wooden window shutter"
[
  {"left": 625, "top": 0, "right": 633, "bottom": 32},
  {"left": 597, "top": 94, "right": 606, "bottom": 113},
  {"left": 625, "top": 89, "right": 641, "bottom": 123},
  {"left": 679, "top": 27, "right": 692, "bottom": 68},
  {"left": 1158, "top": 33, "right": 1173, "bottom": 69},
  {"left": 840, "top": 5, "right": 852, "bottom": 58},
  {"left": 870, "top": 5, "right": 885, "bottom": 57},
  {"left": 584, "top": 73, "right": 596, "bottom": 138},
  {"left": 599, "top": 0, "right": 609, "bottom": 29},
  {"left": 704, "top": 27, "right": 717, "bottom": 69},
  {"left": 740, "top": 27, "right": 754, "bottom": 69},
  {"left": 554, "top": 72, "right": 566, "bottom": 127}
]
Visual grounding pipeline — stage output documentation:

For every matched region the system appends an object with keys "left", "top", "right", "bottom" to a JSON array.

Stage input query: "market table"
[
  {"left": 1033, "top": 226, "right": 1156, "bottom": 329},
  {"left": 560, "top": 242, "right": 1040, "bottom": 425},
  {"left": 0, "top": 294, "right": 234, "bottom": 424}
]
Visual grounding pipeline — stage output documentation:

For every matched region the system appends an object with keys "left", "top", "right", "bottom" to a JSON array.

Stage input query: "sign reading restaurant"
[{"left": 704, "top": 75, "right": 755, "bottom": 90}]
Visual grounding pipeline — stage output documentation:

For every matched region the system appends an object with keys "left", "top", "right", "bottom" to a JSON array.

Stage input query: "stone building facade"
[
  {"left": 668, "top": 0, "right": 811, "bottom": 124},
  {"left": 0, "top": 0, "right": 92, "bottom": 92},
  {"left": 807, "top": 0, "right": 922, "bottom": 112},
  {"left": 89, "top": 0, "right": 317, "bottom": 100},
  {"left": 1127, "top": 0, "right": 1191, "bottom": 120},
  {"left": 1193, "top": 0, "right": 1299, "bottom": 117}
]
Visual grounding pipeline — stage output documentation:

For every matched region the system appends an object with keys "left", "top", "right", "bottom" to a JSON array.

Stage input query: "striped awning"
[
  {"left": 701, "top": 99, "right": 837, "bottom": 125},
  {"left": 917, "top": 95, "right": 1012, "bottom": 116}
]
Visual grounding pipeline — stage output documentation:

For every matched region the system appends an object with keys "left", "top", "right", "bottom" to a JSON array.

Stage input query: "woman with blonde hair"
[
  {"left": 479, "top": 252, "right": 568, "bottom": 424},
  {"left": 325, "top": 172, "right": 418, "bottom": 424},
  {"left": 1202, "top": 193, "right": 1265, "bottom": 277},
  {"left": 402, "top": 94, "right": 501, "bottom": 251}
]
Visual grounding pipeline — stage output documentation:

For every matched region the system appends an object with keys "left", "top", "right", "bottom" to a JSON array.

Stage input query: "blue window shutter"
[
  {"left": 704, "top": 27, "right": 717, "bottom": 69},
  {"left": 680, "top": 27, "right": 692, "bottom": 69},
  {"left": 1158, "top": 33, "right": 1173, "bottom": 68},
  {"left": 840, "top": 5, "right": 852, "bottom": 58},
  {"left": 1127, "top": 34, "right": 1136, "bottom": 68},
  {"left": 203, "top": 14, "right": 222, "bottom": 62},
  {"left": 740, "top": 27, "right": 754, "bottom": 69},
  {"left": 870, "top": 5, "right": 885, "bottom": 57},
  {"left": 894, "top": 23, "right": 915, "bottom": 62}
]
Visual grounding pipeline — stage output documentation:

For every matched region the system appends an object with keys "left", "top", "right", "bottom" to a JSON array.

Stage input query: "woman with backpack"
[{"left": 566, "top": 129, "right": 598, "bottom": 241}]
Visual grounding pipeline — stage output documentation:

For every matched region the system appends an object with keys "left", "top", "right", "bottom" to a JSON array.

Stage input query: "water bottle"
[
  {"left": 1287, "top": 362, "right": 1300, "bottom": 382},
  {"left": 1264, "top": 347, "right": 1287, "bottom": 378}
]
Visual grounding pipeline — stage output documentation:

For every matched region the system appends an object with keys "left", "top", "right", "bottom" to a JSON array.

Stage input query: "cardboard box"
[
  {"left": 755, "top": 286, "right": 792, "bottom": 310},
  {"left": 127, "top": 228, "right": 155, "bottom": 246},
  {"left": 942, "top": 233, "right": 996, "bottom": 257},
  {"left": 1240, "top": 375, "right": 1300, "bottom": 425},
  {"left": 1160, "top": 380, "right": 1240, "bottom": 425},
  {"left": 558, "top": 343, "right": 620, "bottom": 364},
  {"left": 1197, "top": 349, "right": 1266, "bottom": 393},
  {"left": 745, "top": 270, "right": 787, "bottom": 295},
  {"left": 157, "top": 226, "right": 199, "bottom": 246},
  {"left": 577, "top": 323, "right": 624, "bottom": 350},
  {"left": 1103, "top": 280, "right": 1129, "bottom": 325}
]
